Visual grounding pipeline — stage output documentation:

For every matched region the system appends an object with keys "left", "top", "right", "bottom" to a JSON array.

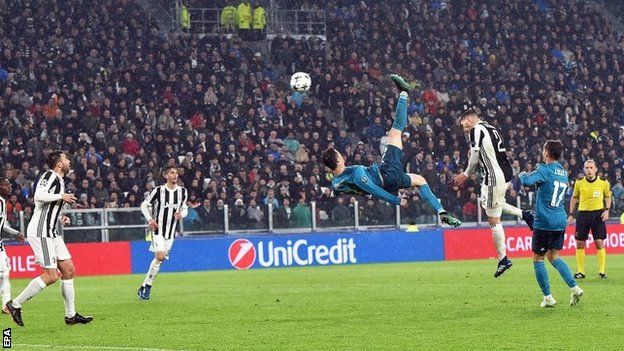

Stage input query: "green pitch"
[{"left": 4, "top": 256, "right": 624, "bottom": 351}]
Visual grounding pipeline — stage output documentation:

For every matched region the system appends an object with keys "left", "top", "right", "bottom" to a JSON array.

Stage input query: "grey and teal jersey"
[
  {"left": 331, "top": 164, "right": 400, "bottom": 205},
  {"left": 519, "top": 162, "right": 569, "bottom": 231}
]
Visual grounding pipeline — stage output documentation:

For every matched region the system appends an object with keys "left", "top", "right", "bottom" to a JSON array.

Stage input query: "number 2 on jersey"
[
  {"left": 491, "top": 129, "right": 506, "bottom": 152},
  {"left": 550, "top": 181, "right": 568, "bottom": 207}
]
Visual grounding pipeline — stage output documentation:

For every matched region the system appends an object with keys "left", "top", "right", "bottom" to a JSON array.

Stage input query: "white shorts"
[
  {"left": 0, "top": 248, "right": 10, "bottom": 273},
  {"left": 480, "top": 182, "right": 511, "bottom": 218},
  {"left": 27, "top": 236, "right": 72, "bottom": 269},
  {"left": 149, "top": 234, "right": 174, "bottom": 260}
]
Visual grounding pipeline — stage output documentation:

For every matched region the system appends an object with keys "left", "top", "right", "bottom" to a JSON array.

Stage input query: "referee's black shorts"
[{"left": 575, "top": 210, "right": 607, "bottom": 241}]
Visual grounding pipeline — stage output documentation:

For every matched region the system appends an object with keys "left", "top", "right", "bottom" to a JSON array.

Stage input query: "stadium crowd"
[{"left": 1, "top": 0, "right": 624, "bottom": 234}]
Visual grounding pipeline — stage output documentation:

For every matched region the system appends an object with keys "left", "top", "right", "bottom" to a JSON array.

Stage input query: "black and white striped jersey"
[
  {"left": 27, "top": 171, "right": 65, "bottom": 238},
  {"left": 141, "top": 185, "right": 188, "bottom": 239},
  {"left": 469, "top": 121, "right": 513, "bottom": 186},
  {"left": 0, "top": 196, "right": 20, "bottom": 247}
]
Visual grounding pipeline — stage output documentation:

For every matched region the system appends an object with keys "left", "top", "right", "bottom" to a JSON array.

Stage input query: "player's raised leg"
[
  {"left": 503, "top": 203, "right": 535, "bottom": 230},
  {"left": 388, "top": 75, "right": 461, "bottom": 227},
  {"left": 387, "top": 75, "right": 410, "bottom": 141}
]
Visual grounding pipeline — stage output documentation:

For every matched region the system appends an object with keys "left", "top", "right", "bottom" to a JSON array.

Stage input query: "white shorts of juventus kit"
[
  {"left": 26, "top": 235, "right": 72, "bottom": 269},
  {"left": 480, "top": 182, "right": 511, "bottom": 218},
  {"left": 149, "top": 234, "right": 174, "bottom": 260}
]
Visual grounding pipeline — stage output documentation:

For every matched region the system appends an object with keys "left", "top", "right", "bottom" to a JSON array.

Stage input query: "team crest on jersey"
[{"left": 39, "top": 179, "right": 48, "bottom": 187}]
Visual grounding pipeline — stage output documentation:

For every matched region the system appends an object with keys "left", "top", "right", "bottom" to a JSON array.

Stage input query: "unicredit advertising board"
[
  {"left": 5, "top": 224, "right": 624, "bottom": 277},
  {"left": 130, "top": 230, "right": 444, "bottom": 272},
  {"left": 444, "top": 223, "right": 624, "bottom": 260}
]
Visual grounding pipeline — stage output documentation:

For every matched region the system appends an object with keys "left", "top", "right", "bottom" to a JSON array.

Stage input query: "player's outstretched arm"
[{"left": 519, "top": 168, "right": 545, "bottom": 186}]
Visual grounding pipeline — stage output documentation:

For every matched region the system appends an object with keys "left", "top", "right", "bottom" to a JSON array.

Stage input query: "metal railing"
[
  {"left": 171, "top": 5, "right": 326, "bottom": 38},
  {"left": 266, "top": 9, "right": 326, "bottom": 38},
  {"left": 2, "top": 195, "right": 583, "bottom": 244}
]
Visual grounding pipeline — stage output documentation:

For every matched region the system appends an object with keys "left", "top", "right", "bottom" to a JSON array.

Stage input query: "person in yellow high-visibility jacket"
[
  {"left": 252, "top": 5, "right": 266, "bottom": 40},
  {"left": 220, "top": 2, "right": 237, "bottom": 32},
  {"left": 237, "top": 1, "right": 252, "bottom": 28},
  {"left": 180, "top": 3, "right": 191, "bottom": 31},
  {"left": 237, "top": 1, "right": 252, "bottom": 40}
]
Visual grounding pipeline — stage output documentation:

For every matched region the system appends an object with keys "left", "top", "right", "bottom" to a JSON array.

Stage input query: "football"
[{"left": 290, "top": 71, "right": 312, "bottom": 92}]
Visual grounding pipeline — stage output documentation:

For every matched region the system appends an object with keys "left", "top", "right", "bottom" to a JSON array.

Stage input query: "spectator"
[
  {"left": 252, "top": 1, "right": 267, "bottom": 40},
  {"left": 331, "top": 196, "right": 351, "bottom": 226},
  {"left": 121, "top": 133, "right": 141, "bottom": 157},
  {"left": 237, "top": 0, "right": 253, "bottom": 39},
  {"left": 247, "top": 199, "right": 265, "bottom": 228},
  {"left": 611, "top": 178, "right": 624, "bottom": 213},
  {"left": 92, "top": 180, "right": 111, "bottom": 207},
  {"left": 231, "top": 198, "right": 248, "bottom": 229},
  {"left": 183, "top": 206, "right": 200, "bottom": 231},
  {"left": 275, "top": 198, "right": 293, "bottom": 228},
  {"left": 221, "top": 1, "right": 238, "bottom": 32},
  {"left": 462, "top": 193, "right": 478, "bottom": 222},
  {"left": 291, "top": 197, "right": 311, "bottom": 228}
]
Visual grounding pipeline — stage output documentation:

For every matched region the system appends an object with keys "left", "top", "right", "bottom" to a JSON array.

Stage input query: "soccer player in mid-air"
[
  {"left": 322, "top": 75, "right": 462, "bottom": 228},
  {"left": 453, "top": 108, "right": 534, "bottom": 277},
  {"left": 0, "top": 177, "right": 25, "bottom": 314},
  {"left": 137, "top": 166, "right": 188, "bottom": 300},
  {"left": 7, "top": 151, "right": 93, "bottom": 326},
  {"left": 519, "top": 140, "right": 583, "bottom": 307}
]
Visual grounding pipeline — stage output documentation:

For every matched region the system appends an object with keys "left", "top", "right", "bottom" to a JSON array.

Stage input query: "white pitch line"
[{"left": 14, "top": 344, "right": 194, "bottom": 351}]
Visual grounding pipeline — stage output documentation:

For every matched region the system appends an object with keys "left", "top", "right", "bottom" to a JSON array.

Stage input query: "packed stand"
[{"left": 1, "top": 0, "right": 624, "bottom": 235}]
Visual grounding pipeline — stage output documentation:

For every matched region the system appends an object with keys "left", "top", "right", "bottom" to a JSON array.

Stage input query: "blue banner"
[{"left": 130, "top": 229, "right": 444, "bottom": 273}]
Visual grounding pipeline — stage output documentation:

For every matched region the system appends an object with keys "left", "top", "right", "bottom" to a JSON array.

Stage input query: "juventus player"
[
  {"left": 453, "top": 108, "right": 534, "bottom": 277},
  {"left": 7, "top": 151, "right": 93, "bottom": 326},
  {"left": 137, "top": 166, "right": 188, "bottom": 300},
  {"left": 0, "top": 178, "right": 24, "bottom": 313}
]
